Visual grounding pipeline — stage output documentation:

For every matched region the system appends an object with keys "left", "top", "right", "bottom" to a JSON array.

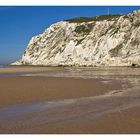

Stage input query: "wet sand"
[
  {"left": 0, "top": 76, "right": 121, "bottom": 107},
  {"left": 30, "top": 106, "right": 140, "bottom": 134},
  {"left": 0, "top": 66, "right": 140, "bottom": 134},
  {"left": 0, "top": 66, "right": 60, "bottom": 74}
]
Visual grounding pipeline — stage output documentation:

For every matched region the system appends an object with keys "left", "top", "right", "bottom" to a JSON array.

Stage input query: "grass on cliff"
[
  {"left": 74, "top": 24, "right": 93, "bottom": 34},
  {"left": 64, "top": 14, "right": 122, "bottom": 23}
]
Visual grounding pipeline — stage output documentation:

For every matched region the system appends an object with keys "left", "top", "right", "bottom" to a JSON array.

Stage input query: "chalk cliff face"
[{"left": 13, "top": 10, "right": 140, "bottom": 66}]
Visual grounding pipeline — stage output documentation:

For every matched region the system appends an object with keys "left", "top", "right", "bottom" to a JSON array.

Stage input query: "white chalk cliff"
[{"left": 12, "top": 10, "right": 140, "bottom": 66}]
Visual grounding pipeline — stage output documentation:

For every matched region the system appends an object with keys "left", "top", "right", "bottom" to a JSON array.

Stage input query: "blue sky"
[{"left": 0, "top": 6, "right": 140, "bottom": 65}]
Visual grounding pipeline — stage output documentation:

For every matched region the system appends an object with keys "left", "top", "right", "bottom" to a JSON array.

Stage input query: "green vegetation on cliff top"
[{"left": 64, "top": 14, "right": 122, "bottom": 23}]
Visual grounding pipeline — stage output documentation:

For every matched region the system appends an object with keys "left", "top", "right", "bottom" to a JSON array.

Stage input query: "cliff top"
[{"left": 64, "top": 14, "right": 122, "bottom": 23}]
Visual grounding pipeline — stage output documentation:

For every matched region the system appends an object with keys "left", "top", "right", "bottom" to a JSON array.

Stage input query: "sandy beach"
[
  {"left": 0, "top": 66, "right": 140, "bottom": 134},
  {"left": 0, "top": 76, "right": 121, "bottom": 107}
]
